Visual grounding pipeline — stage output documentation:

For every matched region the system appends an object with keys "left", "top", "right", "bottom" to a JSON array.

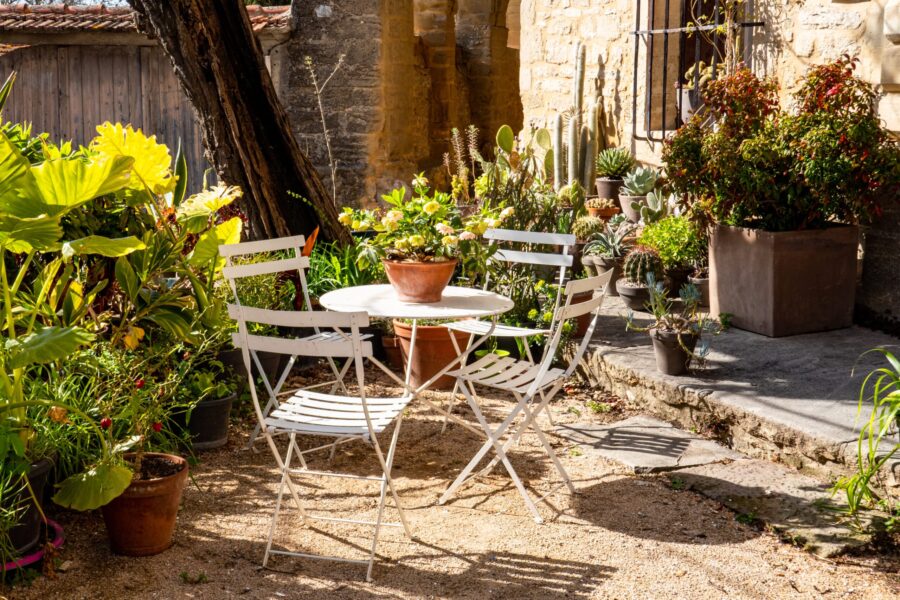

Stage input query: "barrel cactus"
[
  {"left": 621, "top": 167, "right": 658, "bottom": 196},
  {"left": 595, "top": 148, "right": 635, "bottom": 179},
  {"left": 623, "top": 245, "right": 663, "bottom": 286},
  {"left": 572, "top": 215, "right": 604, "bottom": 241}
]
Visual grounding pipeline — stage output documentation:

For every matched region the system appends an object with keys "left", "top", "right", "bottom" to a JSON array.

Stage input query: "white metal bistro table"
[{"left": 320, "top": 284, "right": 514, "bottom": 435}]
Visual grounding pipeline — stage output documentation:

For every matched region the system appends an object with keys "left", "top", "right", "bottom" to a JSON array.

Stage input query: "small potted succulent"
[
  {"left": 345, "top": 173, "right": 508, "bottom": 303},
  {"left": 582, "top": 220, "right": 636, "bottom": 296},
  {"left": 637, "top": 215, "right": 705, "bottom": 297},
  {"left": 626, "top": 279, "right": 728, "bottom": 376},
  {"left": 616, "top": 245, "right": 664, "bottom": 311},
  {"left": 585, "top": 197, "right": 620, "bottom": 220},
  {"left": 595, "top": 147, "right": 636, "bottom": 200},
  {"left": 619, "top": 167, "right": 659, "bottom": 223}
]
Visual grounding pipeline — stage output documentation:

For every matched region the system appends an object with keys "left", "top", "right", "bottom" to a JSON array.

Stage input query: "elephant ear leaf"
[
  {"left": 6, "top": 326, "right": 95, "bottom": 369},
  {"left": 0, "top": 131, "right": 38, "bottom": 216},
  {"left": 53, "top": 462, "right": 133, "bottom": 511},
  {"left": 62, "top": 235, "right": 146, "bottom": 259},
  {"left": 30, "top": 155, "right": 134, "bottom": 216},
  {"left": 0, "top": 214, "right": 63, "bottom": 253},
  {"left": 188, "top": 216, "right": 242, "bottom": 269}
]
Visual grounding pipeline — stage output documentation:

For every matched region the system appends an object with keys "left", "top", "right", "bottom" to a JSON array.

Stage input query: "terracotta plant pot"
[
  {"left": 8, "top": 457, "right": 54, "bottom": 555},
  {"left": 392, "top": 320, "right": 469, "bottom": 390},
  {"left": 587, "top": 206, "right": 620, "bottom": 221},
  {"left": 616, "top": 280, "right": 650, "bottom": 311},
  {"left": 595, "top": 178, "right": 624, "bottom": 201},
  {"left": 101, "top": 452, "right": 188, "bottom": 556},
  {"left": 649, "top": 329, "right": 699, "bottom": 376},
  {"left": 619, "top": 194, "right": 647, "bottom": 223},
  {"left": 381, "top": 335, "right": 404, "bottom": 371},
  {"left": 709, "top": 224, "right": 858, "bottom": 336},
  {"left": 383, "top": 259, "right": 457, "bottom": 303}
]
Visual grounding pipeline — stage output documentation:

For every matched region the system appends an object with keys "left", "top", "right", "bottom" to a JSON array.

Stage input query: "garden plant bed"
[{"left": 10, "top": 366, "right": 897, "bottom": 599}]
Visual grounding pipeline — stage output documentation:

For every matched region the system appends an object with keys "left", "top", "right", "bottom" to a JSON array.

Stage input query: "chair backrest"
[
  {"left": 483, "top": 228, "right": 576, "bottom": 315},
  {"left": 524, "top": 270, "right": 613, "bottom": 397},
  {"left": 219, "top": 235, "right": 313, "bottom": 312}
]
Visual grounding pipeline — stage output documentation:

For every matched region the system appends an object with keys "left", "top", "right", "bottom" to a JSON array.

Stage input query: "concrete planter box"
[{"left": 710, "top": 224, "right": 858, "bottom": 337}]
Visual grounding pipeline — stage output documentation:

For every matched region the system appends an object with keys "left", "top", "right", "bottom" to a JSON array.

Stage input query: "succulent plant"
[
  {"left": 571, "top": 215, "right": 605, "bottom": 241},
  {"left": 584, "top": 222, "right": 636, "bottom": 258},
  {"left": 637, "top": 189, "right": 671, "bottom": 224},
  {"left": 557, "top": 180, "right": 585, "bottom": 208},
  {"left": 595, "top": 148, "right": 636, "bottom": 179},
  {"left": 623, "top": 245, "right": 664, "bottom": 285},
  {"left": 586, "top": 197, "right": 617, "bottom": 210},
  {"left": 621, "top": 167, "right": 659, "bottom": 196}
]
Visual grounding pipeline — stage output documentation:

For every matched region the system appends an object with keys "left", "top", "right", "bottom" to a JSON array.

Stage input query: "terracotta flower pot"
[
  {"left": 649, "top": 329, "right": 699, "bottom": 376},
  {"left": 587, "top": 206, "right": 621, "bottom": 221},
  {"left": 383, "top": 259, "right": 458, "bottom": 303},
  {"left": 101, "top": 452, "right": 188, "bottom": 556},
  {"left": 381, "top": 335, "right": 404, "bottom": 371},
  {"left": 392, "top": 320, "right": 469, "bottom": 390}
]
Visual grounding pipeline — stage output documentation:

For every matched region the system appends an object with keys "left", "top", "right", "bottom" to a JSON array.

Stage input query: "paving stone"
[
  {"left": 670, "top": 459, "right": 870, "bottom": 557},
  {"left": 554, "top": 415, "right": 743, "bottom": 473}
]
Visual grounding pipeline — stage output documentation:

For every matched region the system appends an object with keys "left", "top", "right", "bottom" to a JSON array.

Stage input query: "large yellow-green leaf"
[
  {"left": 176, "top": 185, "right": 243, "bottom": 233},
  {"left": 6, "top": 326, "right": 95, "bottom": 368},
  {"left": 30, "top": 155, "right": 134, "bottom": 216},
  {"left": 0, "top": 214, "right": 62, "bottom": 252},
  {"left": 52, "top": 462, "right": 133, "bottom": 511},
  {"left": 0, "top": 131, "right": 38, "bottom": 216},
  {"left": 91, "top": 122, "right": 175, "bottom": 194},
  {"left": 62, "top": 235, "right": 146, "bottom": 259},
  {"left": 188, "top": 216, "right": 242, "bottom": 269}
]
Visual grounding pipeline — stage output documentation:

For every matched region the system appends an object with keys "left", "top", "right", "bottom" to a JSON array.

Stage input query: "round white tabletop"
[{"left": 320, "top": 284, "right": 514, "bottom": 320}]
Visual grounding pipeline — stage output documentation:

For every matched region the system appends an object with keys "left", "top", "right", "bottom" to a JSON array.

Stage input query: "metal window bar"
[{"left": 631, "top": 0, "right": 765, "bottom": 142}]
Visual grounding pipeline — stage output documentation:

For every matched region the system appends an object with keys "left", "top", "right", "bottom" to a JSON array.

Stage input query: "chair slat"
[
  {"left": 232, "top": 332, "right": 371, "bottom": 358},
  {"left": 222, "top": 257, "right": 310, "bottom": 280},
  {"left": 219, "top": 235, "right": 306, "bottom": 257},
  {"left": 227, "top": 304, "right": 368, "bottom": 328},
  {"left": 494, "top": 249, "right": 573, "bottom": 267},
  {"left": 485, "top": 228, "right": 576, "bottom": 246},
  {"left": 557, "top": 292, "right": 606, "bottom": 321}
]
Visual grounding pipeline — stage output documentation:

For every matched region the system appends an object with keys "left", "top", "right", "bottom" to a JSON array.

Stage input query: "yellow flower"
[
  {"left": 471, "top": 221, "right": 488, "bottom": 235},
  {"left": 123, "top": 326, "right": 145, "bottom": 350},
  {"left": 442, "top": 235, "right": 459, "bottom": 247},
  {"left": 338, "top": 213, "right": 352, "bottom": 226},
  {"left": 500, "top": 207, "right": 514, "bottom": 220},
  {"left": 395, "top": 238, "right": 409, "bottom": 251},
  {"left": 351, "top": 220, "right": 362, "bottom": 230},
  {"left": 423, "top": 201, "right": 441, "bottom": 215},
  {"left": 408, "top": 234, "right": 426, "bottom": 247},
  {"left": 381, "top": 215, "right": 399, "bottom": 231},
  {"left": 487, "top": 218, "right": 501, "bottom": 228},
  {"left": 385, "top": 210, "right": 403, "bottom": 222}
]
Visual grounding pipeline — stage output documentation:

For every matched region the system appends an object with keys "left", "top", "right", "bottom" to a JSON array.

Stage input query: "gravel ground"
[{"left": 8, "top": 366, "right": 899, "bottom": 600}]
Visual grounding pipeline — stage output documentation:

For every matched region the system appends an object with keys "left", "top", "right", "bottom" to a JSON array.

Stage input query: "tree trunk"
[{"left": 128, "top": 0, "right": 350, "bottom": 244}]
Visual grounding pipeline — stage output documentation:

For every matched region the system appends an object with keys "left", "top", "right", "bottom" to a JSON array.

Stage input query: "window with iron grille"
[{"left": 631, "top": 0, "right": 765, "bottom": 141}]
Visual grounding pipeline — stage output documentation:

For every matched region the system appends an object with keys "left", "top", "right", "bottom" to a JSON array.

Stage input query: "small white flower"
[
  {"left": 435, "top": 222, "right": 454, "bottom": 235},
  {"left": 459, "top": 231, "right": 477, "bottom": 241},
  {"left": 500, "top": 207, "right": 514, "bottom": 220}
]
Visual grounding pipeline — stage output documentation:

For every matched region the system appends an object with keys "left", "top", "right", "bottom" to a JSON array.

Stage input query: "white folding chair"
[
  {"left": 442, "top": 228, "right": 576, "bottom": 431},
  {"left": 228, "top": 303, "right": 413, "bottom": 581},
  {"left": 438, "top": 270, "right": 613, "bottom": 523},
  {"left": 220, "top": 236, "right": 362, "bottom": 447}
]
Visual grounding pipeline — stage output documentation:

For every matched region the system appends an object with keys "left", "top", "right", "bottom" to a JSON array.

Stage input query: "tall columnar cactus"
[
  {"left": 552, "top": 114, "right": 564, "bottom": 192},
  {"left": 581, "top": 102, "right": 598, "bottom": 189},
  {"left": 572, "top": 41, "right": 585, "bottom": 172},
  {"left": 623, "top": 245, "right": 664, "bottom": 286},
  {"left": 567, "top": 116, "right": 579, "bottom": 186}
]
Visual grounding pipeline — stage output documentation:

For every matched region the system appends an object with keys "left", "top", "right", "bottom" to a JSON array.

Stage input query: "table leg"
[{"left": 404, "top": 319, "right": 418, "bottom": 389}]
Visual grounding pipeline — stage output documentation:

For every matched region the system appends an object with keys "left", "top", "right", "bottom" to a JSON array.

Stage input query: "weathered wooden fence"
[{"left": 0, "top": 44, "right": 210, "bottom": 191}]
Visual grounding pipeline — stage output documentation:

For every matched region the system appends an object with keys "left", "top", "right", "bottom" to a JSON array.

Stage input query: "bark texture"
[{"left": 128, "top": 0, "right": 350, "bottom": 243}]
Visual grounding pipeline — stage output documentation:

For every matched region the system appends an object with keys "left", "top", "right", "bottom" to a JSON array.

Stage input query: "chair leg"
[
  {"left": 366, "top": 417, "right": 409, "bottom": 581},
  {"left": 442, "top": 332, "right": 474, "bottom": 433},
  {"left": 264, "top": 433, "right": 297, "bottom": 567},
  {"left": 264, "top": 432, "right": 306, "bottom": 515}
]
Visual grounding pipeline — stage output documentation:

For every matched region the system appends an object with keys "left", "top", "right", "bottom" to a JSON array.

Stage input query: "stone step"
[{"left": 577, "top": 297, "right": 900, "bottom": 483}]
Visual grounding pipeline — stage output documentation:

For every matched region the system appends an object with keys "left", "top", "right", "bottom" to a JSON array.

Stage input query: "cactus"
[
  {"left": 595, "top": 148, "right": 635, "bottom": 179},
  {"left": 639, "top": 189, "right": 670, "bottom": 224},
  {"left": 581, "top": 102, "right": 598, "bottom": 189},
  {"left": 567, "top": 116, "right": 579, "bottom": 186},
  {"left": 623, "top": 245, "right": 664, "bottom": 286},
  {"left": 571, "top": 215, "right": 605, "bottom": 241},
  {"left": 621, "top": 167, "right": 658, "bottom": 196},
  {"left": 552, "top": 114, "right": 564, "bottom": 191}
]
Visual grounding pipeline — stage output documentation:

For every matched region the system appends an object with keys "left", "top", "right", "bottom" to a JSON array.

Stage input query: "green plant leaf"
[
  {"left": 496, "top": 125, "right": 515, "bottom": 154},
  {"left": 52, "top": 462, "right": 133, "bottom": 511},
  {"left": 145, "top": 307, "right": 192, "bottom": 340},
  {"left": 114, "top": 256, "right": 139, "bottom": 302},
  {"left": 176, "top": 186, "right": 243, "bottom": 234},
  {"left": 188, "top": 216, "right": 242, "bottom": 268},
  {"left": 7, "top": 326, "right": 95, "bottom": 369},
  {"left": 173, "top": 139, "right": 188, "bottom": 208},
  {"left": 0, "top": 71, "right": 16, "bottom": 113},
  {"left": 534, "top": 128, "right": 551, "bottom": 150},
  {"left": 544, "top": 149, "right": 555, "bottom": 178},
  {"left": 0, "top": 131, "right": 38, "bottom": 215},
  {"left": 29, "top": 155, "right": 134, "bottom": 216},
  {"left": 62, "top": 235, "right": 146, "bottom": 259},
  {"left": 0, "top": 214, "right": 63, "bottom": 252}
]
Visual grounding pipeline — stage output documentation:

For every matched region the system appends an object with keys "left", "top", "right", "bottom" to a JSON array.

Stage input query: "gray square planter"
[{"left": 709, "top": 224, "right": 859, "bottom": 337}]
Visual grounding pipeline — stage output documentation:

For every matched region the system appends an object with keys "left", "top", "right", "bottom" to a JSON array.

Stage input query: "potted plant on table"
[
  {"left": 616, "top": 246, "right": 664, "bottom": 311},
  {"left": 663, "top": 57, "right": 900, "bottom": 336},
  {"left": 626, "top": 279, "right": 728, "bottom": 375},
  {"left": 637, "top": 215, "right": 705, "bottom": 297},
  {"left": 582, "top": 220, "right": 635, "bottom": 296},
  {"left": 345, "top": 173, "right": 508, "bottom": 303},
  {"left": 619, "top": 167, "right": 659, "bottom": 223},
  {"left": 595, "top": 147, "right": 636, "bottom": 200}
]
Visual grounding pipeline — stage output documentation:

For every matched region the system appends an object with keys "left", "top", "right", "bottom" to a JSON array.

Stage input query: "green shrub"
[{"left": 638, "top": 216, "right": 705, "bottom": 270}]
